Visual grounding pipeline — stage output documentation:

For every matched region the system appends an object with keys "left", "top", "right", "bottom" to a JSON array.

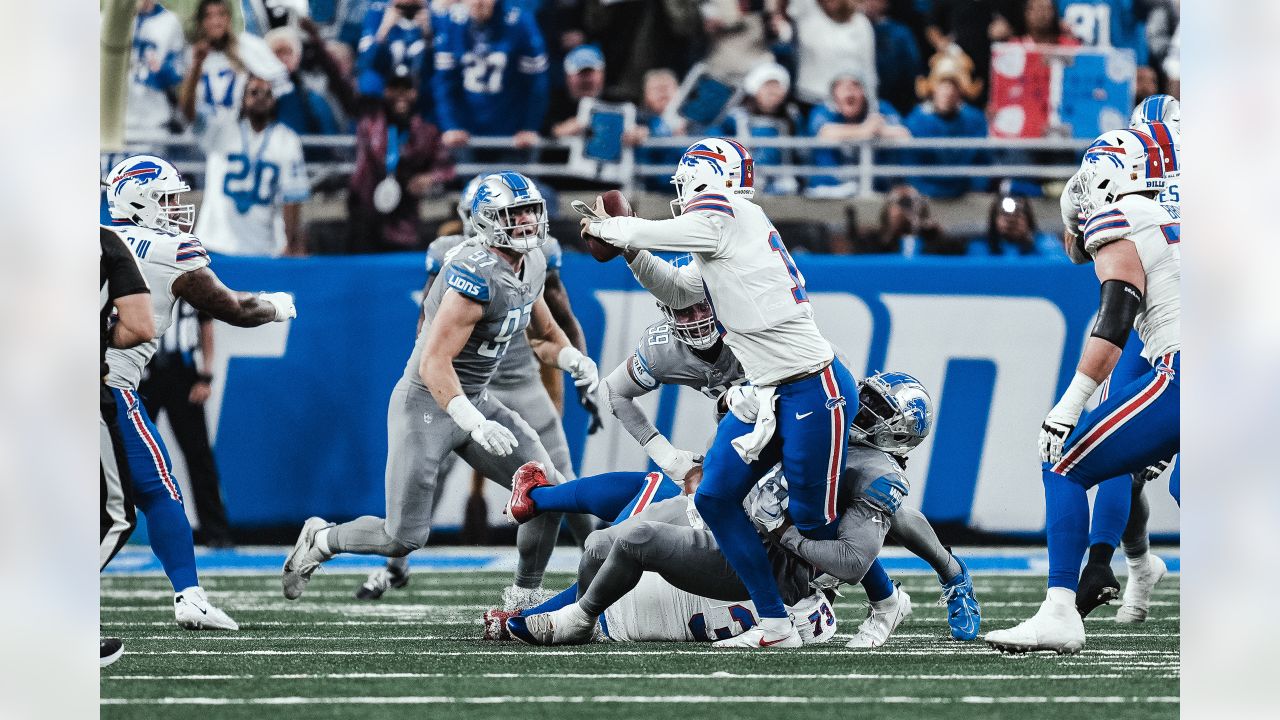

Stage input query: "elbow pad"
[{"left": 1090, "top": 280, "right": 1142, "bottom": 347}]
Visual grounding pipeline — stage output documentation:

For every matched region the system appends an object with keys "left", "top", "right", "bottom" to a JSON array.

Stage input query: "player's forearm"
[
  {"left": 528, "top": 323, "right": 572, "bottom": 367},
  {"left": 602, "top": 370, "right": 660, "bottom": 446},
  {"left": 421, "top": 352, "right": 466, "bottom": 408},
  {"left": 626, "top": 250, "right": 707, "bottom": 309},
  {"left": 110, "top": 295, "right": 156, "bottom": 348},
  {"left": 595, "top": 214, "right": 719, "bottom": 253},
  {"left": 1075, "top": 336, "right": 1124, "bottom": 387},
  {"left": 778, "top": 525, "right": 877, "bottom": 584}
]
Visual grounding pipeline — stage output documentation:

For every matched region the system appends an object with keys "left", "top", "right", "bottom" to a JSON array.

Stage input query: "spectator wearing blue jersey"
[
  {"left": 357, "top": 0, "right": 432, "bottom": 98},
  {"left": 806, "top": 72, "right": 909, "bottom": 198},
  {"left": 266, "top": 27, "right": 342, "bottom": 135},
  {"left": 1061, "top": 0, "right": 1150, "bottom": 65},
  {"left": 861, "top": 0, "right": 923, "bottom": 117},
  {"left": 433, "top": 0, "right": 549, "bottom": 154},
  {"left": 902, "top": 54, "right": 988, "bottom": 199}
]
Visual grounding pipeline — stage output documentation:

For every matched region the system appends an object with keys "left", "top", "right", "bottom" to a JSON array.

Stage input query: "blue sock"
[
  {"left": 524, "top": 582, "right": 578, "bottom": 616},
  {"left": 1088, "top": 475, "right": 1131, "bottom": 549},
  {"left": 135, "top": 487, "right": 199, "bottom": 591},
  {"left": 860, "top": 558, "right": 894, "bottom": 602},
  {"left": 529, "top": 472, "right": 649, "bottom": 520},
  {"left": 1043, "top": 468, "right": 1090, "bottom": 591},
  {"left": 694, "top": 491, "right": 788, "bottom": 619}
]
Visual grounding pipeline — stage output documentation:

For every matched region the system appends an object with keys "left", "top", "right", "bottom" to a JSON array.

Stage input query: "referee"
[{"left": 100, "top": 226, "right": 156, "bottom": 667}]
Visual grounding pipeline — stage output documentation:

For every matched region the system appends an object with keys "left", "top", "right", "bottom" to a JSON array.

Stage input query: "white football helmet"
[
  {"left": 1068, "top": 129, "right": 1168, "bottom": 220},
  {"left": 669, "top": 137, "right": 755, "bottom": 217},
  {"left": 103, "top": 154, "right": 194, "bottom": 233},
  {"left": 1130, "top": 94, "right": 1180, "bottom": 133},
  {"left": 456, "top": 172, "right": 488, "bottom": 229},
  {"left": 849, "top": 371, "right": 934, "bottom": 456},
  {"left": 470, "top": 171, "right": 547, "bottom": 253},
  {"left": 657, "top": 299, "right": 720, "bottom": 350}
]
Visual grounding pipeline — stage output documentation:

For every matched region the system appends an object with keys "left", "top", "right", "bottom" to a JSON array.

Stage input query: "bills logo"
[{"left": 825, "top": 396, "right": 846, "bottom": 410}]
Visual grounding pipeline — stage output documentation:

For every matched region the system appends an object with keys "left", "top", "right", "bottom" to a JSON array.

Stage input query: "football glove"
[
  {"left": 447, "top": 396, "right": 519, "bottom": 457},
  {"left": 577, "top": 385, "right": 604, "bottom": 435},
  {"left": 259, "top": 292, "right": 296, "bottom": 321},
  {"left": 643, "top": 436, "right": 703, "bottom": 482},
  {"left": 725, "top": 385, "right": 760, "bottom": 424},
  {"left": 558, "top": 347, "right": 600, "bottom": 395},
  {"left": 1138, "top": 457, "right": 1173, "bottom": 483},
  {"left": 1038, "top": 417, "right": 1074, "bottom": 465}
]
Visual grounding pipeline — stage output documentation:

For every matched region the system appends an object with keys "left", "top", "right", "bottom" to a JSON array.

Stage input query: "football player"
[
  {"left": 102, "top": 155, "right": 297, "bottom": 631},
  {"left": 987, "top": 127, "right": 1180, "bottom": 654},
  {"left": 282, "top": 172, "right": 599, "bottom": 611},
  {"left": 580, "top": 138, "right": 859, "bottom": 649},
  {"left": 501, "top": 372, "right": 944, "bottom": 647},
  {"left": 354, "top": 174, "right": 602, "bottom": 600},
  {"left": 1060, "top": 98, "right": 1180, "bottom": 623},
  {"left": 600, "top": 285, "right": 981, "bottom": 643}
]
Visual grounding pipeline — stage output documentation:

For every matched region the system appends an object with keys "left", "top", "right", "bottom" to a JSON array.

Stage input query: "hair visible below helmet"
[
  {"left": 456, "top": 173, "right": 489, "bottom": 229},
  {"left": 1130, "top": 94, "right": 1180, "bottom": 133},
  {"left": 1068, "top": 128, "right": 1167, "bottom": 220},
  {"left": 849, "top": 371, "right": 934, "bottom": 456},
  {"left": 658, "top": 299, "right": 719, "bottom": 350},
  {"left": 469, "top": 171, "right": 548, "bottom": 253},
  {"left": 669, "top": 138, "right": 755, "bottom": 217},
  {"left": 104, "top": 154, "right": 194, "bottom": 233}
]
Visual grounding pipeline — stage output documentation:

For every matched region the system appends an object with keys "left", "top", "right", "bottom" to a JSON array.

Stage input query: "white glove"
[
  {"left": 1040, "top": 372, "right": 1097, "bottom": 464},
  {"left": 725, "top": 384, "right": 760, "bottom": 424},
  {"left": 643, "top": 435, "right": 702, "bottom": 481},
  {"left": 447, "top": 395, "right": 518, "bottom": 457},
  {"left": 558, "top": 347, "right": 599, "bottom": 394},
  {"left": 259, "top": 292, "right": 296, "bottom": 321},
  {"left": 749, "top": 474, "right": 788, "bottom": 532}
]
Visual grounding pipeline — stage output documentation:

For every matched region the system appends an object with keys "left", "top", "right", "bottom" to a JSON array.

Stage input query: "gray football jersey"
[
  {"left": 424, "top": 235, "right": 563, "bottom": 388},
  {"left": 628, "top": 320, "right": 746, "bottom": 400},
  {"left": 407, "top": 237, "right": 547, "bottom": 394}
]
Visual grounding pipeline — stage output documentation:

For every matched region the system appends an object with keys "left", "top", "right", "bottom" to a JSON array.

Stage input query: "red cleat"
[
  {"left": 483, "top": 609, "right": 519, "bottom": 641},
  {"left": 505, "top": 461, "right": 551, "bottom": 524}
]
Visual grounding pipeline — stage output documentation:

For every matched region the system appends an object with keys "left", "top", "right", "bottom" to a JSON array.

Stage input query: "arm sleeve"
[
  {"left": 596, "top": 212, "right": 723, "bottom": 253},
  {"left": 776, "top": 503, "right": 890, "bottom": 583},
  {"left": 101, "top": 229, "right": 150, "bottom": 299},
  {"left": 626, "top": 250, "right": 707, "bottom": 309},
  {"left": 602, "top": 361, "right": 662, "bottom": 446},
  {"left": 517, "top": 18, "right": 550, "bottom": 132}
]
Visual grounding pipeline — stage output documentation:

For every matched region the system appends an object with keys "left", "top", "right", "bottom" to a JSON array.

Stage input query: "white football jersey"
[
  {"left": 598, "top": 193, "right": 834, "bottom": 386},
  {"left": 125, "top": 5, "right": 185, "bottom": 137},
  {"left": 602, "top": 571, "right": 837, "bottom": 644},
  {"left": 1082, "top": 194, "right": 1181, "bottom": 362},
  {"left": 102, "top": 223, "right": 211, "bottom": 390},
  {"left": 194, "top": 116, "right": 310, "bottom": 256}
]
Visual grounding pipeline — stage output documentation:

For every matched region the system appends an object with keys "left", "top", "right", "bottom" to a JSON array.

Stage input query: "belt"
[{"left": 774, "top": 360, "right": 832, "bottom": 388}]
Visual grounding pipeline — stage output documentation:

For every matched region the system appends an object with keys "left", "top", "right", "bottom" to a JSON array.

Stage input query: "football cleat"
[
  {"left": 940, "top": 557, "right": 982, "bottom": 641},
  {"left": 174, "top": 586, "right": 239, "bottom": 631},
  {"left": 847, "top": 584, "right": 913, "bottom": 649},
  {"left": 507, "top": 604, "right": 595, "bottom": 646},
  {"left": 502, "top": 584, "right": 551, "bottom": 613},
  {"left": 354, "top": 563, "right": 410, "bottom": 600},
  {"left": 1115, "top": 554, "right": 1168, "bottom": 624},
  {"left": 483, "top": 609, "right": 519, "bottom": 641},
  {"left": 100, "top": 637, "right": 124, "bottom": 668},
  {"left": 711, "top": 619, "right": 802, "bottom": 649},
  {"left": 985, "top": 598, "right": 1085, "bottom": 654},
  {"left": 1076, "top": 561, "right": 1121, "bottom": 617},
  {"left": 505, "top": 461, "right": 551, "bottom": 524},
  {"left": 282, "top": 516, "right": 334, "bottom": 600}
]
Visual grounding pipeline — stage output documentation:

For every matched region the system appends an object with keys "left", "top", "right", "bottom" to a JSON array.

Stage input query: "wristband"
[
  {"left": 445, "top": 395, "right": 485, "bottom": 433},
  {"left": 1050, "top": 372, "right": 1099, "bottom": 423},
  {"left": 196, "top": 372, "right": 213, "bottom": 384},
  {"left": 557, "top": 346, "right": 585, "bottom": 372},
  {"left": 643, "top": 435, "right": 679, "bottom": 469}
]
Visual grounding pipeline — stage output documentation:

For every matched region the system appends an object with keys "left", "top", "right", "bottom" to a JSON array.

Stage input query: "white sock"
[
  {"left": 1126, "top": 553, "right": 1149, "bottom": 568},
  {"left": 314, "top": 528, "right": 332, "bottom": 556},
  {"left": 759, "top": 616, "right": 793, "bottom": 635},
  {"left": 556, "top": 602, "right": 591, "bottom": 626},
  {"left": 871, "top": 588, "right": 899, "bottom": 610},
  {"left": 1047, "top": 587, "right": 1076, "bottom": 607}
]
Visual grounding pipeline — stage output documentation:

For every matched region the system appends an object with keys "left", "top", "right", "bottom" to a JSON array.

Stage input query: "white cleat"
[
  {"left": 846, "top": 585, "right": 913, "bottom": 648},
  {"left": 502, "top": 584, "right": 551, "bottom": 612},
  {"left": 985, "top": 599, "right": 1085, "bottom": 654},
  {"left": 1116, "top": 554, "right": 1168, "bottom": 624},
  {"left": 512, "top": 604, "right": 596, "bottom": 646},
  {"left": 174, "top": 586, "right": 239, "bottom": 631},
  {"left": 282, "top": 517, "right": 333, "bottom": 600},
  {"left": 712, "top": 619, "right": 803, "bottom": 649}
]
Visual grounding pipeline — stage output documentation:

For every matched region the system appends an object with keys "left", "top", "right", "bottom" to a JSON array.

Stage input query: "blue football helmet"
[
  {"left": 1130, "top": 94, "right": 1180, "bottom": 133},
  {"left": 470, "top": 171, "right": 548, "bottom": 253},
  {"left": 849, "top": 371, "right": 934, "bottom": 455}
]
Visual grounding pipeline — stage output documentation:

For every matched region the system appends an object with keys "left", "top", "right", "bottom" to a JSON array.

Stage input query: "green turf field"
[{"left": 100, "top": 570, "right": 1179, "bottom": 719}]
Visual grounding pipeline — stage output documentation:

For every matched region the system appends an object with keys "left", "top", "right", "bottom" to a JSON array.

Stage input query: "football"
[{"left": 584, "top": 190, "right": 632, "bottom": 262}]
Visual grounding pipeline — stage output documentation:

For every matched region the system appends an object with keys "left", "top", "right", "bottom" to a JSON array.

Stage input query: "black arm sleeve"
[
  {"left": 1090, "top": 279, "right": 1143, "bottom": 348},
  {"left": 100, "top": 228, "right": 148, "bottom": 300}
]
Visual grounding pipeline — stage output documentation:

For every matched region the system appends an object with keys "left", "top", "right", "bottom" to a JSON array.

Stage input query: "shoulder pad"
[
  {"left": 443, "top": 263, "right": 490, "bottom": 302},
  {"left": 681, "top": 193, "right": 735, "bottom": 219},
  {"left": 1082, "top": 204, "right": 1131, "bottom": 255},
  {"left": 426, "top": 234, "right": 467, "bottom": 275}
]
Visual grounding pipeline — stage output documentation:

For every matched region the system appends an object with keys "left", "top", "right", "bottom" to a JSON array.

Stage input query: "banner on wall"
[{"left": 200, "top": 252, "right": 1179, "bottom": 538}]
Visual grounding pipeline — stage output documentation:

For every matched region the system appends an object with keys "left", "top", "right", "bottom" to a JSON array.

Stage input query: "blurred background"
[{"left": 96, "top": 0, "right": 1181, "bottom": 549}]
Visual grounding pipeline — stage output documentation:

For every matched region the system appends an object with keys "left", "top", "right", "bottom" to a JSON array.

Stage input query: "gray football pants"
[
  {"left": 575, "top": 496, "right": 808, "bottom": 617},
  {"left": 329, "top": 380, "right": 564, "bottom": 588}
]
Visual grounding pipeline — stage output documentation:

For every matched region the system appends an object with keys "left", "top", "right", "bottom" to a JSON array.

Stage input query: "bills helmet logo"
[
  {"left": 110, "top": 160, "right": 164, "bottom": 196},
  {"left": 681, "top": 144, "right": 727, "bottom": 175}
]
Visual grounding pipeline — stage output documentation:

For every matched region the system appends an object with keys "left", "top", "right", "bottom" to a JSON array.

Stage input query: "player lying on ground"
[
  {"left": 102, "top": 155, "right": 297, "bottom": 631},
  {"left": 986, "top": 127, "right": 1180, "bottom": 654},
  {"left": 498, "top": 372, "right": 979, "bottom": 647},
  {"left": 581, "top": 138, "right": 859, "bottom": 648},
  {"left": 356, "top": 174, "right": 601, "bottom": 600},
  {"left": 282, "top": 172, "right": 600, "bottom": 611},
  {"left": 601, "top": 292, "right": 981, "bottom": 641},
  {"left": 1057, "top": 96, "right": 1181, "bottom": 623}
]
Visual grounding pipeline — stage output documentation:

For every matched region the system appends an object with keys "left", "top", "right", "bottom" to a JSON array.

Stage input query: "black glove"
[{"left": 577, "top": 384, "right": 604, "bottom": 435}]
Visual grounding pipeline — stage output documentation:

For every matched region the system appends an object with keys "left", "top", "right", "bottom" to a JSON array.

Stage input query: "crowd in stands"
[{"left": 119, "top": 0, "right": 1180, "bottom": 255}]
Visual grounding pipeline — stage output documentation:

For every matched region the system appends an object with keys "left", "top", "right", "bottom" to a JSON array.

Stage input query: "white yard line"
[
  {"left": 124, "top": 648, "right": 1179, "bottom": 657},
  {"left": 104, "top": 671, "right": 1168, "bottom": 682},
  {"left": 100, "top": 694, "right": 1180, "bottom": 706}
]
